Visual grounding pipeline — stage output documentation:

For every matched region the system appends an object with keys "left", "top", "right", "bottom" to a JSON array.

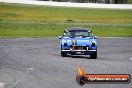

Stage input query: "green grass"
[
  {"left": 0, "top": 3, "right": 132, "bottom": 37},
  {"left": 128, "top": 0, "right": 132, "bottom": 4}
]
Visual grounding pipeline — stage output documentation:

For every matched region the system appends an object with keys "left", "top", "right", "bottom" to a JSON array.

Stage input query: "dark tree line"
[
  {"left": 39, "top": 0, "right": 128, "bottom": 4},
  {"left": 113, "top": 0, "right": 128, "bottom": 4},
  {"left": 104, "top": 0, "right": 128, "bottom": 4}
]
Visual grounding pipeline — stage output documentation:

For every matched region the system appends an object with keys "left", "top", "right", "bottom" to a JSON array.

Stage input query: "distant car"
[{"left": 59, "top": 27, "right": 97, "bottom": 59}]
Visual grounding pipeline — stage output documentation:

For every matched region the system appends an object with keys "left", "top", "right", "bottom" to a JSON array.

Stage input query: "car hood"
[{"left": 63, "top": 37, "right": 96, "bottom": 46}]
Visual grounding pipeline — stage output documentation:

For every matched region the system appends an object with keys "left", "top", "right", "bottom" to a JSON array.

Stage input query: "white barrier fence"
[{"left": 0, "top": 0, "right": 132, "bottom": 9}]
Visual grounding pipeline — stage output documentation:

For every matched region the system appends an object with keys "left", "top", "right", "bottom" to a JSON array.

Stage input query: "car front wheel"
[
  {"left": 61, "top": 52, "right": 67, "bottom": 57},
  {"left": 90, "top": 51, "right": 97, "bottom": 59}
]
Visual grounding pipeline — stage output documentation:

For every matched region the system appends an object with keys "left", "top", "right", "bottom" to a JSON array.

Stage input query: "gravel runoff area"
[
  {"left": 0, "top": 38, "right": 132, "bottom": 88},
  {"left": 0, "top": 0, "right": 132, "bottom": 9}
]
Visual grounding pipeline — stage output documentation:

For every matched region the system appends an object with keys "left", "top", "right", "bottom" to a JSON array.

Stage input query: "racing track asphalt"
[{"left": 0, "top": 38, "right": 132, "bottom": 88}]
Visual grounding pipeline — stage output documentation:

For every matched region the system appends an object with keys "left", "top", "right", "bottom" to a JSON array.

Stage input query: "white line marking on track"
[
  {"left": 26, "top": 67, "right": 34, "bottom": 71},
  {"left": 130, "top": 57, "right": 132, "bottom": 61},
  {"left": 0, "top": 82, "right": 5, "bottom": 88}
]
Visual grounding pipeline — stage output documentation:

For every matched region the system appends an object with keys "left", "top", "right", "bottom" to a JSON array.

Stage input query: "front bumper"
[
  {"left": 61, "top": 45, "right": 96, "bottom": 55},
  {"left": 61, "top": 50, "right": 96, "bottom": 52},
  {"left": 61, "top": 49, "right": 96, "bottom": 55}
]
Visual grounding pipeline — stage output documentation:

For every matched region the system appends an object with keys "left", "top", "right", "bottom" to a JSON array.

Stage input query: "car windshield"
[{"left": 64, "top": 30, "right": 92, "bottom": 38}]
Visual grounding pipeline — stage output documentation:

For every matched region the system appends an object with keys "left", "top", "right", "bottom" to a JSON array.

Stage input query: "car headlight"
[
  {"left": 64, "top": 43, "right": 68, "bottom": 47},
  {"left": 91, "top": 43, "right": 95, "bottom": 46}
]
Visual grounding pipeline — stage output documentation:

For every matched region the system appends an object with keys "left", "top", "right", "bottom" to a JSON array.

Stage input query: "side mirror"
[{"left": 58, "top": 36, "right": 63, "bottom": 39}]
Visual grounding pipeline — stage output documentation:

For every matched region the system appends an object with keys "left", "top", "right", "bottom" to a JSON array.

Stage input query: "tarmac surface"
[{"left": 0, "top": 38, "right": 132, "bottom": 88}]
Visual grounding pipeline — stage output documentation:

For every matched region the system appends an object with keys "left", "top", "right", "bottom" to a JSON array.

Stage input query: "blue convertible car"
[{"left": 59, "top": 27, "right": 97, "bottom": 59}]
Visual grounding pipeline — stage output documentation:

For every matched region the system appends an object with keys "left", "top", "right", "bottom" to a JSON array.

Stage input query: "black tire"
[
  {"left": 61, "top": 52, "right": 67, "bottom": 57},
  {"left": 90, "top": 51, "right": 97, "bottom": 59},
  {"left": 76, "top": 75, "right": 86, "bottom": 86},
  {"left": 61, "top": 45, "right": 67, "bottom": 57}
]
